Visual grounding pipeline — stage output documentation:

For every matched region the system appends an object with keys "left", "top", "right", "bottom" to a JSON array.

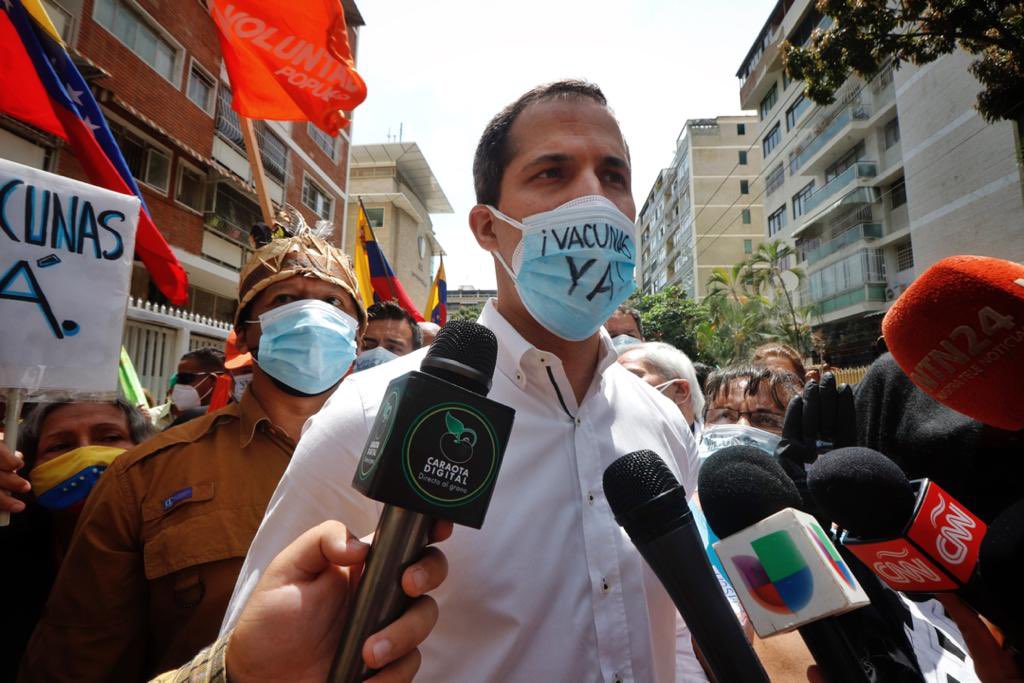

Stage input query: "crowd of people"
[{"left": 1, "top": 79, "right": 1018, "bottom": 683}]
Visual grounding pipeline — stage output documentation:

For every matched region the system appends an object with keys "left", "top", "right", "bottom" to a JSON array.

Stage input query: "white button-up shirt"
[{"left": 222, "top": 300, "right": 706, "bottom": 682}]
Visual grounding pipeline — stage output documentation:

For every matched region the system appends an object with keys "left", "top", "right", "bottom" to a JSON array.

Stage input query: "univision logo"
[{"left": 733, "top": 530, "right": 814, "bottom": 614}]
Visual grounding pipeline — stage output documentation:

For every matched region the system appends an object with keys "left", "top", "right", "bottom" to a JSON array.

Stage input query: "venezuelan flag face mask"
[{"left": 30, "top": 446, "right": 125, "bottom": 510}]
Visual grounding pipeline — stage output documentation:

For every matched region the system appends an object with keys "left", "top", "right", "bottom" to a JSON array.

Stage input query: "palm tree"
[
  {"left": 745, "top": 241, "right": 808, "bottom": 353},
  {"left": 705, "top": 263, "right": 754, "bottom": 305}
]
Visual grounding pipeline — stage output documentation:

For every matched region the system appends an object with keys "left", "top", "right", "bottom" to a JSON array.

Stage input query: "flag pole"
[
  {"left": 239, "top": 116, "right": 276, "bottom": 226},
  {"left": 358, "top": 197, "right": 398, "bottom": 301}
]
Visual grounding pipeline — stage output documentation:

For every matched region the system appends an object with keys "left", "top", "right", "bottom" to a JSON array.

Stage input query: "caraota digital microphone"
[
  {"left": 882, "top": 255, "right": 1024, "bottom": 430},
  {"left": 603, "top": 449, "right": 770, "bottom": 683},
  {"left": 329, "top": 320, "right": 515, "bottom": 683},
  {"left": 700, "top": 446, "right": 871, "bottom": 683}
]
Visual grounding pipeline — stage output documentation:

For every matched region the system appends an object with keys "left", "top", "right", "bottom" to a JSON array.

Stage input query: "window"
[
  {"left": 364, "top": 207, "right": 384, "bottom": 227},
  {"left": 94, "top": 0, "right": 177, "bottom": 82},
  {"left": 744, "top": 239, "right": 753, "bottom": 254},
  {"left": 896, "top": 240, "right": 914, "bottom": 271},
  {"left": 308, "top": 123, "right": 337, "bottom": 160},
  {"left": 759, "top": 84, "right": 778, "bottom": 120},
  {"left": 782, "top": 71, "right": 791, "bottom": 90},
  {"left": 768, "top": 205, "right": 787, "bottom": 236},
  {"left": 215, "top": 85, "right": 243, "bottom": 147},
  {"left": 762, "top": 122, "right": 781, "bottom": 157},
  {"left": 187, "top": 62, "right": 215, "bottom": 113},
  {"left": 766, "top": 164, "right": 785, "bottom": 194},
  {"left": 825, "top": 141, "right": 865, "bottom": 182},
  {"left": 792, "top": 181, "right": 815, "bottom": 219},
  {"left": 302, "top": 177, "right": 332, "bottom": 220},
  {"left": 176, "top": 164, "right": 205, "bottom": 212},
  {"left": 738, "top": 150, "right": 748, "bottom": 165},
  {"left": 884, "top": 117, "right": 901, "bottom": 149},
  {"left": 737, "top": 123, "right": 746, "bottom": 135},
  {"left": 740, "top": 180, "right": 749, "bottom": 194},
  {"left": 741, "top": 209, "right": 751, "bottom": 224},
  {"left": 257, "top": 126, "right": 287, "bottom": 184},
  {"left": 889, "top": 178, "right": 907, "bottom": 208},
  {"left": 786, "top": 93, "right": 811, "bottom": 131},
  {"left": 110, "top": 123, "right": 170, "bottom": 192}
]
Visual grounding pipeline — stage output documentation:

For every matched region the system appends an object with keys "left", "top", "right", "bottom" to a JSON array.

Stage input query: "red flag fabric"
[
  {"left": 210, "top": 0, "right": 367, "bottom": 135},
  {"left": 0, "top": 0, "right": 188, "bottom": 305}
]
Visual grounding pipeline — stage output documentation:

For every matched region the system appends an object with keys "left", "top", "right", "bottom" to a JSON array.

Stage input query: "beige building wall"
[{"left": 894, "top": 51, "right": 1024, "bottom": 268}]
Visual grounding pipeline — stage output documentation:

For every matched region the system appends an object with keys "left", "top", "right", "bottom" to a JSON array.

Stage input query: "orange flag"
[{"left": 209, "top": 0, "right": 367, "bottom": 134}]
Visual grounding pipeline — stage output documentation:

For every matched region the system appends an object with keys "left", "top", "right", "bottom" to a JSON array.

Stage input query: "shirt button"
[
  {"left": 575, "top": 417, "right": 582, "bottom": 426},
  {"left": 613, "top": 674, "right": 623, "bottom": 683},
  {"left": 587, "top": 492, "right": 595, "bottom": 505},
  {"left": 601, "top": 578, "right": 610, "bottom": 593}
]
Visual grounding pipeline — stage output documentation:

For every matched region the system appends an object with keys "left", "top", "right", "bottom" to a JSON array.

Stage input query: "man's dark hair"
[
  {"left": 367, "top": 300, "right": 422, "bottom": 349},
  {"left": 181, "top": 347, "right": 226, "bottom": 373},
  {"left": 703, "top": 365, "right": 804, "bottom": 418},
  {"left": 613, "top": 305, "right": 644, "bottom": 338},
  {"left": 473, "top": 80, "right": 610, "bottom": 207},
  {"left": 692, "top": 362, "right": 714, "bottom": 393}
]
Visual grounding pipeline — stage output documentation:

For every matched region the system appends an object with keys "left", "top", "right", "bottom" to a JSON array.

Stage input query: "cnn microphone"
[
  {"left": 329, "top": 321, "right": 515, "bottom": 683},
  {"left": 883, "top": 255, "right": 1024, "bottom": 430},
  {"left": 603, "top": 450, "right": 770, "bottom": 683},
  {"left": 699, "top": 446, "right": 872, "bottom": 683}
]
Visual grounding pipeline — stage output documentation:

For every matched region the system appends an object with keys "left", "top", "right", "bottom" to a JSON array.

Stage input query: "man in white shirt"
[{"left": 222, "top": 80, "right": 705, "bottom": 681}]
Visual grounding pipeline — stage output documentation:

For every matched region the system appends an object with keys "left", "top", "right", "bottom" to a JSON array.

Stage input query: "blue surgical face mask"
[
  {"left": 487, "top": 195, "right": 637, "bottom": 341},
  {"left": 612, "top": 334, "right": 643, "bottom": 349},
  {"left": 353, "top": 346, "right": 399, "bottom": 372},
  {"left": 255, "top": 299, "right": 358, "bottom": 395},
  {"left": 696, "top": 423, "right": 783, "bottom": 469}
]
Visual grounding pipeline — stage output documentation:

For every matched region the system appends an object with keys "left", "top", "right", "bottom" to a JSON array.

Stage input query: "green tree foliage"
[
  {"left": 449, "top": 303, "right": 484, "bottom": 322},
  {"left": 784, "top": 1, "right": 1024, "bottom": 124},
  {"left": 625, "top": 285, "right": 709, "bottom": 363}
]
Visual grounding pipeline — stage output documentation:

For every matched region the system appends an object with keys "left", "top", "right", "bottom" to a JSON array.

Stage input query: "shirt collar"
[
  {"left": 239, "top": 387, "right": 274, "bottom": 448},
  {"left": 479, "top": 298, "right": 621, "bottom": 388}
]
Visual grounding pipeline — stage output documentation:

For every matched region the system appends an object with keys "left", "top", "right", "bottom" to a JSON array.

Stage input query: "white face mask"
[
  {"left": 653, "top": 379, "right": 678, "bottom": 394},
  {"left": 171, "top": 383, "right": 204, "bottom": 411},
  {"left": 232, "top": 373, "right": 253, "bottom": 402},
  {"left": 696, "top": 423, "right": 783, "bottom": 468}
]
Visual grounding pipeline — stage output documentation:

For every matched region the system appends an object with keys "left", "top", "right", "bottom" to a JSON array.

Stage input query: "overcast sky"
[{"left": 350, "top": 0, "right": 771, "bottom": 290}]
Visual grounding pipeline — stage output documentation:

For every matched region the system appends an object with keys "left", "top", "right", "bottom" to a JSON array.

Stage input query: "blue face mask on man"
[
  {"left": 255, "top": 299, "right": 359, "bottom": 395},
  {"left": 487, "top": 195, "right": 637, "bottom": 341}
]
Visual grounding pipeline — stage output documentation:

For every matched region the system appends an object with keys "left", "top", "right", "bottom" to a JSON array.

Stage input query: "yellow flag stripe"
[{"left": 23, "top": 0, "right": 65, "bottom": 46}]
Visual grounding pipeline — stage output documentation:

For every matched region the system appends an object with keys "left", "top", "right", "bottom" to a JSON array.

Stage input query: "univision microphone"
[
  {"left": 329, "top": 320, "right": 515, "bottom": 683},
  {"left": 807, "top": 446, "right": 1024, "bottom": 645},
  {"left": 699, "top": 446, "right": 871, "bottom": 683},
  {"left": 603, "top": 450, "right": 770, "bottom": 683},
  {"left": 883, "top": 255, "right": 1024, "bottom": 430}
]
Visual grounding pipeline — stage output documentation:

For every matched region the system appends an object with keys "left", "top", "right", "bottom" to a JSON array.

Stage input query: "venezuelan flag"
[
  {"left": 425, "top": 257, "right": 447, "bottom": 326},
  {"left": 354, "top": 199, "right": 424, "bottom": 321},
  {"left": 0, "top": 0, "right": 188, "bottom": 305}
]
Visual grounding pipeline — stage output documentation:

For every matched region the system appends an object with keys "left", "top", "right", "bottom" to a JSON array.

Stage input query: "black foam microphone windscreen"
[
  {"left": 697, "top": 445, "right": 802, "bottom": 539},
  {"left": 806, "top": 447, "right": 917, "bottom": 539}
]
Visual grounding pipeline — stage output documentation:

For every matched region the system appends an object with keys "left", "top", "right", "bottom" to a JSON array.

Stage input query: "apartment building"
[
  {"left": 737, "top": 0, "right": 1024, "bottom": 364},
  {"left": 638, "top": 115, "right": 763, "bottom": 300},
  {"left": 0, "top": 0, "right": 364, "bottom": 397},
  {"left": 344, "top": 142, "right": 451, "bottom": 309}
]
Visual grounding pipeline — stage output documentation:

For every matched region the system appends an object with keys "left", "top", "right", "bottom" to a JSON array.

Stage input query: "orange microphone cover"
[{"left": 882, "top": 255, "right": 1024, "bottom": 430}]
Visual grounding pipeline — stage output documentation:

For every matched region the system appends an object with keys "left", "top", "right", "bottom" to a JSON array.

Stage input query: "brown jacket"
[{"left": 19, "top": 391, "right": 294, "bottom": 682}]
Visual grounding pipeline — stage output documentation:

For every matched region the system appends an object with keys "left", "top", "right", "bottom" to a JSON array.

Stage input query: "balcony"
[
  {"left": 804, "top": 247, "right": 887, "bottom": 317},
  {"left": 738, "top": 27, "right": 783, "bottom": 109},
  {"left": 813, "top": 284, "right": 888, "bottom": 315},
  {"left": 802, "top": 160, "right": 878, "bottom": 216},
  {"left": 804, "top": 223, "right": 883, "bottom": 264},
  {"left": 789, "top": 102, "right": 872, "bottom": 174}
]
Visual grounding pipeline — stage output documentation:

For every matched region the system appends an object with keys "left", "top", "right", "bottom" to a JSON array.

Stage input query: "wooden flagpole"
[{"left": 239, "top": 116, "right": 276, "bottom": 226}]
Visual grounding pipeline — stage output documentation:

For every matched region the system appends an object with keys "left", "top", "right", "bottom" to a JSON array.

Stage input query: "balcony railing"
[
  {"left": 803, "top": 161, "right": 877, "bottom": 215},
  {"left": 789, "top": 102, "right": 871, "bottom": 174},
  {"left": 812, "top": 284, "right": 888, "bottom": 315},
  {"left": 805, "top": 223, "right": 883, "bottom": 264}
]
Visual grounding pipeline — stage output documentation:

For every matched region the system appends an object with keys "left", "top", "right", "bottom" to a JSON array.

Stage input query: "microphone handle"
[
  {"left": 798, "top": 619, "right": 871, "bottom": 683},
  {"left": 329, "top": 505, "right": 433, "bottom": 683},
  {"left": 639, "top": 518, "right": 770, "bottom": 683}
]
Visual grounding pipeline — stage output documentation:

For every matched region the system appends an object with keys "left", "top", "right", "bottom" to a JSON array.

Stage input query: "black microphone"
[
  {"left": 807, "top": 446, "right": 1023, "bottom": 645},
  {"left": 602, "top": 450, "right": 770, "bottom": 683},
  {"left": 699, "top": 446, "right": 872, "bottom": 683},
  {"left": 330, "top": 320, "right": 515, "bottom": 683}
]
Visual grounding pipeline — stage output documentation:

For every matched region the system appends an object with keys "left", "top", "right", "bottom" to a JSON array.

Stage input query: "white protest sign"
[{"left": 0, "top": 157, "right": 140, "bottom": 395}]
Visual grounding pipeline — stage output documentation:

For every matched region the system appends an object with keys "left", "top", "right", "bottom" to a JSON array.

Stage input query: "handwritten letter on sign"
[{"left": 0, "top": 158, "right": 140, "bottom": 394}]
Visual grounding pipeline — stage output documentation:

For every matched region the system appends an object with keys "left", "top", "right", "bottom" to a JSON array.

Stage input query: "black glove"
[{"left": 776, "top": 372, "right": 856, "bottom": 517}]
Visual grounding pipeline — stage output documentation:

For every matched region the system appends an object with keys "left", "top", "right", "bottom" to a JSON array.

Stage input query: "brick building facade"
[{"left": 0, "top": 0, "right": 364, "bottom": 397}]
